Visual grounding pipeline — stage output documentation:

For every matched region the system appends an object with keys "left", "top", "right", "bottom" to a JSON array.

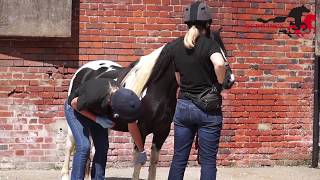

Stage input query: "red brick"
[{"left": 15, "top": 150, "right": 25, "bottom": 156}]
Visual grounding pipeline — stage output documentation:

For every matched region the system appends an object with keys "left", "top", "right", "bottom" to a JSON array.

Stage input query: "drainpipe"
[
  {"left": 312, "top": 0, "right": 320, "bottom": 168},
  {"left": 312, "top": 55, "right": 319, "bottom": 168}
]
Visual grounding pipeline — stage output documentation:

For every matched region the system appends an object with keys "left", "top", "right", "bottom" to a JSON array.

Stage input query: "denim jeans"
[
  {"left": 64, "top": 102, "right": 109, "bottom": 180},
  {"left": 168, "top": 99, "right": 223, "bottom": 180}
]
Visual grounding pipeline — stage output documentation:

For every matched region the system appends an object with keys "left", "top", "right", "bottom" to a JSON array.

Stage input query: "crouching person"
[{"left": 65, "top": 77, "right": 147, "bottom": 180}]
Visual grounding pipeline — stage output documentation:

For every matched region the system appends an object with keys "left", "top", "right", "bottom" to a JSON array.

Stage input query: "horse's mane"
[{"left": 120, "top": 46, "right": 165, "bottom": 97}]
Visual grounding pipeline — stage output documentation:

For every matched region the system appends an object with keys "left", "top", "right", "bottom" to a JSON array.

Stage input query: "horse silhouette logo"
[{"left": 257, "top": 5, "right": 315, "bottom": 38}]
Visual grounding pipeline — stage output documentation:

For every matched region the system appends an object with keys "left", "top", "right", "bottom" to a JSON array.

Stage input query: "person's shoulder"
[{"left": 161, "top": 37, "right": 183, "bottom": 56}]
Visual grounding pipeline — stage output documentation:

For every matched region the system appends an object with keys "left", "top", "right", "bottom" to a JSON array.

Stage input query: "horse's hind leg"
[
  {"left": 61, "top": 127, "right": 75, "bottom": 180},
  {"left": 148, "top": 126, "right": 171, "bottom": 180}
]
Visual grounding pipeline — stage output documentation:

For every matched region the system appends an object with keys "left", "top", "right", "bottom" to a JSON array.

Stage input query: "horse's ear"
[{"left": 211, "top": 28, "right": 227, "bottom": 54}]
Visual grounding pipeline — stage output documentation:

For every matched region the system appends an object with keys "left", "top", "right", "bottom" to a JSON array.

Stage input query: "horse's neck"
[{"left": 147, "top": 66, "right": 177, "bottom": 98}]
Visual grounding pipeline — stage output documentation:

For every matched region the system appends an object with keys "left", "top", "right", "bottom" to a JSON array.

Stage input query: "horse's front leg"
[
  {"left": 132, "top": 129, "right": 147, "bottom": 180},
  {"left": 148, "top": 124, "right": 171, "bottom": 180},
  {"left": 148, "top": 144, "right": 160, "bottom": 180},
  {"left": 61, "top": 127, "right": 75, "bottom": 180},
  {"left": 132, "top": 148, "right": 143, "bottom": 180}
]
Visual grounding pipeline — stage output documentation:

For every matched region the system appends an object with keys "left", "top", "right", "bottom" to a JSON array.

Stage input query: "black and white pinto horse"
[
  {"left": 61, "top": 45, "right": 178, "bottom": 180},
  {"left": 61, "top": 30, "right": 233, "bottom": 180}
]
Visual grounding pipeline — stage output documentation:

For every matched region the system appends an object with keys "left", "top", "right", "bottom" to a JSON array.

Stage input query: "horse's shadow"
[{"left": 106, "top": 178, "right": 144, "bottom": 180}]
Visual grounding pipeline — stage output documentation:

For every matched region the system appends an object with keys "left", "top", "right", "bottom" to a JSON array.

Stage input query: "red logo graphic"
[{"left": 255, "top": 5, "right": 316, "bottom": 38}]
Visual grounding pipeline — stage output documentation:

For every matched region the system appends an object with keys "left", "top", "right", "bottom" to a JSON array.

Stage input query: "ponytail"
[{"left": 184, "top": 25, "right": 200, "bottom": 49}]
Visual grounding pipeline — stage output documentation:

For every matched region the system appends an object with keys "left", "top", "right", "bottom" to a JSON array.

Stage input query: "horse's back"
[{"left": 68, "top": 60, "right": 123, "bottom": 96}]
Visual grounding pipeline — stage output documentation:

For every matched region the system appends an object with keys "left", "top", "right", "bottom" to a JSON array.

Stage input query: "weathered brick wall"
[{"left": 0, "top": 0, "right": 315, "bottom": 169}]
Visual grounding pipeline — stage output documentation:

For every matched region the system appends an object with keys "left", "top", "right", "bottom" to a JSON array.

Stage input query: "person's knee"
[{"left": 199, "top": 156, "right": 217, "bottom": 167}]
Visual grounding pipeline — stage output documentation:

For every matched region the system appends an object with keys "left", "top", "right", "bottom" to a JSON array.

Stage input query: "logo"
[{"left": 254, "top": 5, "right": 316, "bottom": 38}]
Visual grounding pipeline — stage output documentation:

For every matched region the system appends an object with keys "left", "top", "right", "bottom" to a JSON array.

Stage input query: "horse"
[
  {"left": 60, "top": 30, "right": 232, "bottom": 180},
  {"left": 60, "top": 45, "right": 178, "bottom": 180}
]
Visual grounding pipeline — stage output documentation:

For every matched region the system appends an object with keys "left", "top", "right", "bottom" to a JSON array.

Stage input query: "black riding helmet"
[
  {"left": 110, "top": 88, "right": 141, "bottom": 123},
  {"left": 184, "top": 1, "right": 212, "bottom": 28}
]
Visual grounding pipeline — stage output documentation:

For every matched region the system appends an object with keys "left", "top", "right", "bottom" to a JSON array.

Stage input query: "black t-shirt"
[
  {"left": 68, "top": 78, "right": 116, "bottom": 116},
  {"left": 169, "top": 35, "right": 222, "bottom": 95}
]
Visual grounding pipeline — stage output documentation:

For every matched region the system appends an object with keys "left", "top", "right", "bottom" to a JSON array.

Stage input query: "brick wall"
[{"left": 0, "top": 0, "right": 316, "bottom": 169}]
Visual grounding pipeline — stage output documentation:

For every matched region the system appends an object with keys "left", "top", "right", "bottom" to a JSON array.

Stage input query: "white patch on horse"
[
  {"left": 141, "top": 88, "right": 147, "bottom": 99},
  {"left": 68, "top": 60, "right": 122, "bottom": 96}
]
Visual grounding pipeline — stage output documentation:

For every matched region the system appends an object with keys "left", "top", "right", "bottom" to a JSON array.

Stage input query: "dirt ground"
[{"left": 0, "top": 166, "right": 319, "bottom": 180}]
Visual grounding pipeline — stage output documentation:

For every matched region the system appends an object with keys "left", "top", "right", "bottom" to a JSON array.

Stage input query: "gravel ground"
[{"left": 0, "top": 166, "right": 320, "bottom": 180}]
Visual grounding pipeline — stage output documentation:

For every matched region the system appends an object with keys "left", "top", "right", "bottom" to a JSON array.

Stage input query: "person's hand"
[
  {"left": 96, "top": 116, "right": 114, "bottom": 129},
  {"left": 135, "top": 151, "right": 147, "bottom": 165}
]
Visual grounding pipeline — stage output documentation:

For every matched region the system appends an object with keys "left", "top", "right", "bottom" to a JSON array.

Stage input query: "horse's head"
[{"left": 300, "top": 5, "right": 310, "bottom": 13}]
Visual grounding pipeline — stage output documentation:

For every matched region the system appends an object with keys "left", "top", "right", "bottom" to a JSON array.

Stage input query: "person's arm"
[
  {"left": 128, "top": 122, "right": 147, "bottom": 165},
  {"left": 210, "top": 52, "right": 226, "bottom": 84},
  {"left": 71, "top": 97, "right": 114, "bottom": 128},
  {"left": 128, "top": 122, "right": 144, "bottom": 152},
  {"left": 71, "top": 97, "right": 97, "bottom": 121}
]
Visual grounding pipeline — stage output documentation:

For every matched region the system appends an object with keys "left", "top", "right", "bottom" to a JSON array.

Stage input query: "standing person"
[
  {"left": 65, "top": 66, "right": 147, "bottom": 180},
  {"left": 167, "top": 1, "right": 227, "bottom": 180}
]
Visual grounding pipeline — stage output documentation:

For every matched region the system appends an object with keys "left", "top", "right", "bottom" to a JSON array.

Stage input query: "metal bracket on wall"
[{"left": 0, "top": 0, "right": 72, "bottom": 37}]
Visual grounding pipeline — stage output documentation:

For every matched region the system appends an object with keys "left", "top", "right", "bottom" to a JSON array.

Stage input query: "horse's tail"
[{"left": 120, "top": 46, "right": 165, "bottom": 97}]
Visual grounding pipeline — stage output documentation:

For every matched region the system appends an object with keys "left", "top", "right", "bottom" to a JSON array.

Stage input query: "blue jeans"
[
  {"left": 168, "top": 99, "right": 223, "bottom": 180},
  {"left": 64, "top": 102, "right": 109, "bottom": 180}
]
